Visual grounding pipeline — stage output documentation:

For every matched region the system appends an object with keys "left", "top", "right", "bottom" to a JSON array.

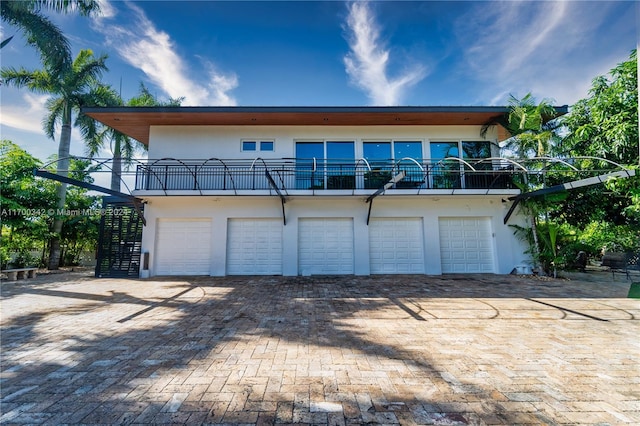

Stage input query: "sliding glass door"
[{"left": 295, "top": 141, "right": 355, "bottom": 189}]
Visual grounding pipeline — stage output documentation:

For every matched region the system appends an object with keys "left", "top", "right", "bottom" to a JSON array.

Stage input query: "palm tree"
[
  {"left": 85, "top": 83, "right": 184, "bottom": 191},
  {"left": 1, "top": 1, "right": 100, "bottom": 72},
  {"left": 1, "top": 49, "right": 110, "bottom": 269},
  {"left": 503, "top": 93, "right": 560, "bottom": 158},
  {"left": 480, "top": 93, "right": 560, "bottom": 158},
  {"left": 504, "top": 94, "right": 562, "bottom": 274}
]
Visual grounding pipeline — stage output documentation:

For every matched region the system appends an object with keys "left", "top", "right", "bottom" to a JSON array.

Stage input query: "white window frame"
[{"left": 241, "top": 139, "right": 275, "bottom": 152}]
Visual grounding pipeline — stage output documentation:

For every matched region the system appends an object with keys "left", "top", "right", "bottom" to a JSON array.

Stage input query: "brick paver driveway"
[{"left": 1, "top": 271, "right": 639, "bottom": 425}]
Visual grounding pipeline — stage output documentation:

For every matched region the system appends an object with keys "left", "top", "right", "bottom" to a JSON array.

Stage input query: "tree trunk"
[
  {"left": 530, "top": 214, "right": 544, "bottom": 276},
  {"left": 111, "top": 140, "right": 122, "bottom": 191},
  {"left": 111, "top": 157, "right": 122, "bottom": 192},
  {"left": 47, "top": 120, "right": 72, "bottom": 270}
]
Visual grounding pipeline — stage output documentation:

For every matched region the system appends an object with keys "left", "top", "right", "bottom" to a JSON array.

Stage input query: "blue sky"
[{"left": 1, "top": 0, "right": 637, "bottom": 163}]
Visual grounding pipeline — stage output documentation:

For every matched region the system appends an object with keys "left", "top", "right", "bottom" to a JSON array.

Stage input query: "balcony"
[{"left": 133, "top": 158, "right": 532, "bottom": 195}]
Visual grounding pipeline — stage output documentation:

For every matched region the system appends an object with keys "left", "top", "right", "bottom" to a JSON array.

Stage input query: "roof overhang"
[{"left": 81, "top": 105, "right": 568, "bottom": 145}]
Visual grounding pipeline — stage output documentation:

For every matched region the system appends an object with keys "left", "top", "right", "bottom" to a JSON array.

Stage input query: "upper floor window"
[
  {"left": 430, "top": 141, "right": 492, "bottom": 160},
  {"left": 294, "top": 141, "right": 355, "bottom": 189},
  {"left": 242, "top": 140, "right": 274, "bottom": 152},
  {"left": 363, "top": 141, "right": 391, "bottom": 166},
  {"left": 363, "top": 141, "right": 423, "bottom": 188},
  {"left": 363, "top": 140, "right": 423, "bottom": 165},
  {"left": 461, "top": 141, "right": 491, "bottom": 160},
  {"left": 430, "top": 140, "right": 493, "bottom": 189}
]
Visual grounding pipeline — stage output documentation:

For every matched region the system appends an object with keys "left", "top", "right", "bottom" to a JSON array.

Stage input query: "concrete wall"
[
  {"left": 140, "top": 195, "right": 529, "bottom": 277},
  {"left": 147, "top": 125, "right": 498, "bottom": 159}
]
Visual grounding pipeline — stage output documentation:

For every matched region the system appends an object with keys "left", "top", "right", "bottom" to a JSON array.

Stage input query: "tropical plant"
[
  {"left": 512, "top": 220, "right": 573, "bottom": 276},
  {"left": 555, "top": 50, "right": 639, "bottom": 225},
  {"left": 1, "top": 0, "right": 100, "bottom": 72},
  {"left": 1, "top": 140, "right": 55, "bottom": 268},
  {"left": 59, "top": 159, "right": 102, "bottom": 265},
  {"left": 1, "top": 141, "right": 102, "bottom": 268},
  {"left": 560, "top": 50, "right": 638, "bottom": 165},
  {"left": 502, "top": 94, "right": 562, "bottom": 158},
  {"left": 0, "top": 140, "right": 56, "bottom": 225},
  {"left": 85, "top": 83, "right": 183, "bottom": 191},
  {"left": 1, "top": 49, "right": 111, "bottom": 269},
  {"left": 576, "top": 221, "right": 640, "bottom": 257},
  {"left": 480, "top": 93, "right": 562, "bottom": 158}
]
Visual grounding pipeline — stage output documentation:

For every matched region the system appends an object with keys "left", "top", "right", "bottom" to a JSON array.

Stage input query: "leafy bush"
[
  {"left": 12, "top": 249, "right": 38, "bottom": 268},
  {"left": 0, "top": 246, "right": 10, "bottom": 270},
  {"left": 578, "top": 221, "right": 640, "bottom": 257},
  {"left": 512, "top": 221, "right": 587, "bottom": 275}
]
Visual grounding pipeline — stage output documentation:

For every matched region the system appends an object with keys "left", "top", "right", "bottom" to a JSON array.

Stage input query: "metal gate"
[{"left": 95, "top": 197, "right": 144, "bottom": 278}]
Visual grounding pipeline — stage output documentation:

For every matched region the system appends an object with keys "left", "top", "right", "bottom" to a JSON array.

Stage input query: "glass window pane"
[
  {"left": 430, "top": 142, "right": 458, "bottom": 159},
  {"left": 242, "top": 141, "right": 256, "bottom": 151},
  {"left": 327, "top": 141, "right": 354, "bottom": 160},
  {"left": 260, "top": 141, "right": 274, "bottom": 151},
  {"left": 430, "top": 142, "right": 460, "bottom": 189},
  {"left": 462, "top": 141, "right": 492, "bottom": 187},
  {"left": 394, "top": 141, "right": 422, "bottom": 160},
  {"left": 363, "top": 141, "right": 391, "bottom": 160},
  {"left": 363, "top": 142, "right": 391, "bottom": 189},
  {"left": 462, "top": 141, "right": 491, "bottom": 159},
  {"left": 394, "top": 141, "right": 423, "bottom": 188},
  {"left": 363, "top": 141, "right": 391, "bottom": 168},
  {"left": 295, "top": 142, "right": 324, "bottom": 189},
  {"left": 295, "top": 142, "right": 323, "bottom": 159},
  {"left": 326, "top": 141, "right": 355, "bottom": 189}
]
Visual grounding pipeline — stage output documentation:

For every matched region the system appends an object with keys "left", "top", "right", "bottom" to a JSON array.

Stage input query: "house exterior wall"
[
  {"left": 140, "top": 195, "right": 529, "bottom": 277},
  {"left": 136, "top": 122, "right": 532, "bottom": 277},
  {"left": 147, "top": 125, "right": 498, "bottom": 159}
]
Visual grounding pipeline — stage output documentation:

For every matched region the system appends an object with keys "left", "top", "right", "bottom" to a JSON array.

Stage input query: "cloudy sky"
[{"left": 1, "top": 0, "right": 637, "bottom": 162}]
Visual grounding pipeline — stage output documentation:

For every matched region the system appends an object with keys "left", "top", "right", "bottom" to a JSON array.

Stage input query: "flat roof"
[{"left": 81, "top": 105, "right": 568, "bottom": 145}]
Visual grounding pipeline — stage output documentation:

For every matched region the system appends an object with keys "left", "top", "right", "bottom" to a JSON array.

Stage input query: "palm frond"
[
  {"left": 31, "top": 0, "right": 101, "bottom": 16},
  {"left": 43, "top": 97, "right": 65, "bottom": 139},
  {"left": 1, "top": 1, "right": 72, "bottom": 72},
  {"left": 0, "top": 35, "right": 14, "bottom": 49},
  {"left": 75, "top": 109, "right": 102, "bottom": 154}
]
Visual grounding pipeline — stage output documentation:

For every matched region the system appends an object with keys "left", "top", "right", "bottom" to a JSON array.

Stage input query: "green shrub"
[
  {"left": 0, "top": 246, "right": 10, "bottom": 270},
  {"left": 12, "top": 249, "right": 37, "bottom": 268},
  {"left": 578, "top": 222, "right": 640, "bottom": 257}
]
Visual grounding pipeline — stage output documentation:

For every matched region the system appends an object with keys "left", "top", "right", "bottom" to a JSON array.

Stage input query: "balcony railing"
[{"left": 133, "top": 158, "right": 534, "bottom": 193}]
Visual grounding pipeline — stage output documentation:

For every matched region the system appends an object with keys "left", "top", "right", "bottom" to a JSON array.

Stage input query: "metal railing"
[{"left": 133, "top": 158, "right": 535, "bottom": 192}]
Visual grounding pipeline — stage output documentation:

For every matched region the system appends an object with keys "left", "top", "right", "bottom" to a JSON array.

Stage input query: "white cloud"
[
  {"left": 92, "top": 1, "right": 237, "bottom": 106},
  {"left": 343, "top": 1, "right": 426, "bottom": 106},
  {"left": 95, "top": 0, "right": 116, "bottom": 19},
  {"left": 0, "top": 92, "right": 49, "bottom": 134},
  {"left": 457, "top": 1, "right": 635, "bottom": 106},
  {"left": 0, "top": 91, "right": 97, "bottom": 163}
]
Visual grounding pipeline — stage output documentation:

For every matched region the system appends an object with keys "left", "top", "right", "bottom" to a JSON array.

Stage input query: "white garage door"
[
  {"left": 227, "top": 218, "right": 283, "bottom": 275},
  {"left": 439, "top": 217, "right": 495, "bottom": 273},
  {"left": 155, "top": 218, "right": 211, "bottom": 275},
  {"left": 299, "top": 218, "right": 354, "bottom": 275},
  {"left": 369, "top": 218, "right": 425, "bottom": 274}
]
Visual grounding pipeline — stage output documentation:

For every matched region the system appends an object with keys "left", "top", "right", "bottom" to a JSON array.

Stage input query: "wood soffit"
[{"left": 81, "top": 106, "right": 567, "bottom": 145}]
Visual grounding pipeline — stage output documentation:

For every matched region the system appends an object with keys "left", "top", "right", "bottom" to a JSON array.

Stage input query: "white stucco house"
[{"left": 83, "top": 106, "right": 567, "bottom": 277}]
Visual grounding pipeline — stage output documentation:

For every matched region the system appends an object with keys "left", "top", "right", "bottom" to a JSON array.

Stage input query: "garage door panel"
[
  {"left": 299, "top": 218, "right": 354, "bottom": 275},
  {"left": 156, "top": 219, "right": 211, "bottom": 276},
  {"left": 439, "top": 217, "right": 495, "bottom": 273},
  {"left": 227, "top": 219, "right": 282, "bottom": 275},
  {"left": 369, "top": 218, "right": 424, "bottom": 274}
]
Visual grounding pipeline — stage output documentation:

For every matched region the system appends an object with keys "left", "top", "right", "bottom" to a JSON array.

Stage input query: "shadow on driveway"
[{"left": 1, "top": 273, "right": 638, "bottom": 424}]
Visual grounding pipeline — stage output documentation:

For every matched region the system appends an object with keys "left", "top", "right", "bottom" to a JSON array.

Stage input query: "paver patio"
[{"left": 1, "top": 271, "right": 639, "bottom": 425}]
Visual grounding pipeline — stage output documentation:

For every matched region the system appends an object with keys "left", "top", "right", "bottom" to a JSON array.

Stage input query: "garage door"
[
  {"left": 439, "top": 217, "right": 494, "bottom": 273},
  {"left": 299, "top": 218, "right": 354, "bottom": 275},
  {"left": 369, "top": 218, "right": 424, "bottom": 274},
  {"left": 227, "top": 218, "right": 283, "bottom": 275},
  {"left": 155, "top": 218, "right": 211, "bottom": 275}
]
